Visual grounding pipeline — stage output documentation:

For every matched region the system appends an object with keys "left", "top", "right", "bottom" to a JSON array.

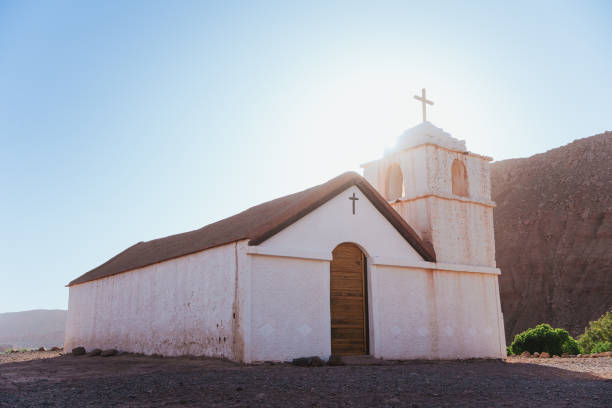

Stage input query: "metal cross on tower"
[{"left": 413, "top": 88, "right": 434, "bottom": 122}]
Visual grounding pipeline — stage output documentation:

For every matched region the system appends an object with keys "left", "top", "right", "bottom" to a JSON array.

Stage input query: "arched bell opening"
[
  {"left": 451, "top": 159, "right": 469, "bottom": 197},
  {"left": 385, "top": 163, "right": 404, "bottom": 201}
]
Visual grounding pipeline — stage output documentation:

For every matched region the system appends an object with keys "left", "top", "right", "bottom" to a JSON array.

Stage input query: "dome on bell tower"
[{"left": 387, "top": 121, "right": 466, "bottom": 155}]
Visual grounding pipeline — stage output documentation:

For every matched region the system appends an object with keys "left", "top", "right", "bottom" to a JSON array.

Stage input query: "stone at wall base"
[
  {"left": 86, "top": 349, "right": 102, "bottom": 357},
  {"left": 292, "top": 356, "right": 325, "bottom": 367},
  {"left": 101, "top": 349, "right": 118, "bottom": 357},
  {"left": 327, "top": 354, "right": 346, "bottom": 366},
  {"left": 540, "top": 352, "right": 550, "bottom": 358},
  {"left": 71, "top": 346, "right": 86, "bottom": 356}
]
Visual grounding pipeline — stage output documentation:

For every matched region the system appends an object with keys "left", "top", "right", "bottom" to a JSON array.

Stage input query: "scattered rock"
[
  {"left": 38, "top": 346, "right": 46, "bottom": 352},
  {"left": 327, "top": 354, "right": 345, "bottom": 366},
  {"left": 520, "top": 351, "right": 530, "bottom": 358},
  {"left": 86, "top": 348, "right": 102, "bottom": 357},
  {"left": 71, "top": 346, "right": 86, "bottom": 356},
  {"left": 292, "top": 357, "right": 311, "bottom": 367},
  {"left": 51, "top": 346, "right": 61, "bottom": 351},
  {"left": 552, "top": 355, "right": 560, "bottom": 358},
  {"left": 101, "top": 349, "right": 118, "bottom": 357},
  {"left": 600, "top": 351, "right": 612, "bottom": 357},
  {"left": 310, "top": 356, "right": 325, "bottom": 367},
  {"left": 533, "top": 352, "right": 540, "bottom": 358},
  {"left": 540, "top": 352, "right": 550, "bottom": 358},
  {"left": 292, "top": 356, "right": 325, "bottom": 367},
  {"left": 561, "top": 353, "right": 569, "bottom": 358}
]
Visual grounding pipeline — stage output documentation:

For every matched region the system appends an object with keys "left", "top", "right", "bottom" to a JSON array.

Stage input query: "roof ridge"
[{"left": 68, "top": 171, "right": 434, "bottom": 286}]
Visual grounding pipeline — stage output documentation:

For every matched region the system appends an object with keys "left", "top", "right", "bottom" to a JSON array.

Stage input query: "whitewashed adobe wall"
[
  {"left": 65, "top": 183, "right": 506, "bottom": 362},
  {"left": 362, "top": 126, "right": 497, "bottom": 266},
  {"left": 370, "top": 265, "right": 505, "bottom": 359},
  {"left": 257, "top": 186, "right": 423, "bottom": 260},
  {"left": 247, "top": 185, "right": 425, "bottom": 362},
  {"left": 64, "top": 242, "right": 240, "bottom": 358},
  {"left": 247, "top": 185, "right": 505, "bottom": 361},
  {"left": 249, "top": 256, "right": 331, "bottom": 362}
]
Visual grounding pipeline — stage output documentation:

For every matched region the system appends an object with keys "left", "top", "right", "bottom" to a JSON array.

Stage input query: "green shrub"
[
  {"left": 506, "top": 346, "right": 514, "bottom": 356},
  {"left": 578, "top": 311, "right": 612, "bottom": 354},
  {"left": 510, "top": 323, "right": 581, "bottom": 356},
  {"left": 591, "top": 341, "right": 612, "bottom": 353}
]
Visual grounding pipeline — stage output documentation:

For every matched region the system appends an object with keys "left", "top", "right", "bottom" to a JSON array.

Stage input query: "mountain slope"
[
  {"left": 0, "top": 309, "right": 66, "bottom": 348},
  {"left": 492, "top": 131, "right": 612, "bottom": 341}
]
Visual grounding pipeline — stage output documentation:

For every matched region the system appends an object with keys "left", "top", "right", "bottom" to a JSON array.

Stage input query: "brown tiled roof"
[{"left": 68, "top": 172, "right": 435, "bottom": 286}]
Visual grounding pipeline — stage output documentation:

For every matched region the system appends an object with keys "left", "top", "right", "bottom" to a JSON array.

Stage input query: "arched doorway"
[{"left": 330, "top": 243, "right": 368, "bottom": 355}]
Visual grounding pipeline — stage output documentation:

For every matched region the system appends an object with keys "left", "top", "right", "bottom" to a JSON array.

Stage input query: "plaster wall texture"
[
  {"left": 370, "top": 266, "right": 505, "bottom": 359},
  {"left": 362, "top": 125, "right": 496, "bottom": 266},
  {"left": 246, "top": 185, "right": 424, "bottom": 362},
  {"left": 64, "top": 243, "right": 239, "bottom": 358},
  {"left": 424, "top": 146, "right": 492, "bottom": 202},
  {"left": 363, "top": 150, "right": 429, "bottom": 200},
  {"left": 247, "top": 186, "right": 504, "bottom": 361},
  {"left": 261, "top": 185, "right": 423, "bottom": 261},
  {"left": 363, "top": 145, "right": 492, "bottom": 204},
  {"left": 392, "top": 198, "right": 496, "bottom": 266},
  {"left": 64, "top": 160, "right": 504, "bottom": 362},
  {"left": 249, "top": 256, "right": 331, "bottom": 362}
]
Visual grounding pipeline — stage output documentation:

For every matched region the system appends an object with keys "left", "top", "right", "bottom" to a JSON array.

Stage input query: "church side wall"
[
  {"left": 371, "top": 265, "right": 505, "bottom": 359},
  {"left": 64, "top": 243, "right": 238, "bottom": 358},
  {"left": 248, "top": 255, "right": 331, "bottom": 362}
]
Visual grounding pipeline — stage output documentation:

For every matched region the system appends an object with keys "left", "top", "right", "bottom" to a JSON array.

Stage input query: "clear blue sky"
[{"left": 1, "top": 1, "right": 610, "bottom": 313}]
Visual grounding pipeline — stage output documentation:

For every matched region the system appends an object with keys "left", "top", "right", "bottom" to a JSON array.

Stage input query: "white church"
[{"left": 65, "top": 90, "right": 506, "bottom": 362}]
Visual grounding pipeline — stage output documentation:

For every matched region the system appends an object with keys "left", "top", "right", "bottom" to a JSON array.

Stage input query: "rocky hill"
[
  {"left": 0, "top": 309, "right": 66, "bottom": 349},
  {"left": 492, "top": 131, "right": 612, "bottom": 342}
]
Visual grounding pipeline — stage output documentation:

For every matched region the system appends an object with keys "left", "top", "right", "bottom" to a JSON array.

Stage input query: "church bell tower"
[{"left": 361, "top": 90, "right": 496, "bottom": 267}]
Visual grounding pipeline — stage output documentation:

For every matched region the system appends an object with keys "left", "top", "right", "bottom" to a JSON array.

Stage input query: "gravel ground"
[
  {"left": 0, "top": 350, "right": 62, "bottom": 365},
  {"left": 1, "top": 352, "right": 611, "bottom": 407},
  {"left": 506, "top": 355, "right": 612, "bottom": 379}
]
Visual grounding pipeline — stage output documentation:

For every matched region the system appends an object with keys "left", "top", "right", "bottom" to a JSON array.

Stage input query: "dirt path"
[{"left": 1, "top": 352, "right": 611, "bottom": 407}]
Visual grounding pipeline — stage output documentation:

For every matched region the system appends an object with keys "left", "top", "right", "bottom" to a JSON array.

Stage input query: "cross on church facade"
[
  {"left": 348, "top": 192, "right": 359, "bottom": 215},
  {"left": 413, "top": 88, "right": 434, "bottom": 122}
]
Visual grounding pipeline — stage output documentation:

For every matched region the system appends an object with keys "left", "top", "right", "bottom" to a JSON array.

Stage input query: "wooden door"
[{"left": 330, "top": 243, "right": 368, "bottom": 355}]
